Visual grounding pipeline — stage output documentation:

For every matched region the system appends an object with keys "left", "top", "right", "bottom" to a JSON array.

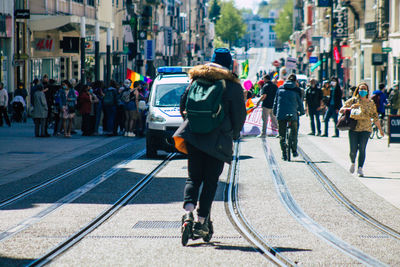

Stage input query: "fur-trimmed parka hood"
[{"left": 189, "top": 63, "right": 240, "bottom": 84}]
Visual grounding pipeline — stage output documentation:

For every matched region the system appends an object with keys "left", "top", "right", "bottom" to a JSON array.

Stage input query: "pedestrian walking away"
[
  {"left": 32, "top": 84, "right": 49, "bottom": 137},
  {"left": 340, "top": 82, "right": 384, "bottom": 177},
  {"left": 322, "top": 77, "right": 342, "bottom": 137},
  {"left": 0, "top": 82, "right": 11, "bottom": 127},
  {"left": 273, "top": 74, "right": 305, "bottom": 160},
  {"left": 174, "top": 48, "right": 246, "bottom": 244},
  {"left": 256, "top": 74, "right": 278, "bottom": 137},
  {"left": 305, "top": 78, "right": 324, "bottom": 136},
  {"left": 121, "top": 79, "right": 140, "bottom": 137}
]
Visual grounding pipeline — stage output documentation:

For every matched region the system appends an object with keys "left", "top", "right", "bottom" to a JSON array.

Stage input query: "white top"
[{"left": 0, "top": 89, "right": 8, "bottom": 107}]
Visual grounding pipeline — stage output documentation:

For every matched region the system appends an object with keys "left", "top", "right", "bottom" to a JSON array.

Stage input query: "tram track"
[
  {"left": 297, "top": 146, "right": 400, "bottom": 241},
  {"left": 0, "top": 148, "right": 146, "bottom": 242},
  {"left": 27, "top": 152, "right": 176, "bottom": 266},
  {"left": 225, "top": 140, "right": 295, "bottom": 266},
  {"left": 0, "top": 141, "right": 139, "bottom": 209},
  {"left": 262, "top": 138, "right": 387, "bottom": 266}
]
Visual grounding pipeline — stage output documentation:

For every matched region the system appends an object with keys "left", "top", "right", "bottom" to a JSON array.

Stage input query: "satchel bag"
[{"left": 337, "top": 108, "right": 357, "bottom": 131}]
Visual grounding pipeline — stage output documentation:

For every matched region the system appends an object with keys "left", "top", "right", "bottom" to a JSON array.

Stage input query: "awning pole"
[{"left": 80, "top": 17, "right": 86, "bottom": 84}]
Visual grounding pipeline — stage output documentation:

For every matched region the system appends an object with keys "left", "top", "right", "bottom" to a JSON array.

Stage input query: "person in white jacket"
[{"left": 0, "top": 82, "right": 11, "bottom": 127}]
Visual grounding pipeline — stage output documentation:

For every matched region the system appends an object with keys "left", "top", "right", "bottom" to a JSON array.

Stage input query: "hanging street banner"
[
  {"left": 334, "top": 47, "right": 341, "bottom": 63},
  {"left": 286, "top": 57, "right": 297, "bottom": 69},
  {"left": 333, "top": 7, "right": 348, "bottom": 38}
]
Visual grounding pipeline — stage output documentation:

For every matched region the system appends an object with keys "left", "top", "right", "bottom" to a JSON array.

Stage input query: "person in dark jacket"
[
  {"left": 32, "top": 84, "right": 49, "bottom": 137},
  {"left": 305, "top": 78, "right": 323, "bottom": 136},
  {"left": 174, "top": 48, "right": 246, "bottom": 237},
  {"left": 256, "top": 74, "right": 278, "bottom": 137},
  {"left": 273, "top": 74, "right": 305, "bottom": 160},
  {"left": 322, "top": 77, "right": 342, "bottom": 137},
  {"left": 78, "top": 85, "right": 93, "bottom": 136},
  {"left": 372, "top": 83, "right": 388, "bottom": 118}
]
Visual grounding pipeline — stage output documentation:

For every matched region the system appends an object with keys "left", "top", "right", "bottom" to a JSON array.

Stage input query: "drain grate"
[{"left": 132, "top": 221, "right": 181, "bottom": 229}]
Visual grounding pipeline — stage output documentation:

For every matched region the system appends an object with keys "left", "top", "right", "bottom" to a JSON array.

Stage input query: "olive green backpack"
[{"left": 185, "top": 78, "right": 226, "bottom": 134}]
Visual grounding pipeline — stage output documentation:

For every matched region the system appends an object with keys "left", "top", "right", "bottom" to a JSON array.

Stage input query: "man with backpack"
[
  {"left": 372, "top": 83, "right": 388, "bottom": 119},
  {"left": 174, "top": 48, "right": 246, "bottom": 240},
  {"left": 103, "top": 80, "right": 118, "bottom": 136}
]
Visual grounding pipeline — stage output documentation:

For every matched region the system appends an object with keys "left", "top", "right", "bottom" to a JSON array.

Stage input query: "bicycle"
[{"left": 370, "top": 114, "right": 384, "bottom": 139}]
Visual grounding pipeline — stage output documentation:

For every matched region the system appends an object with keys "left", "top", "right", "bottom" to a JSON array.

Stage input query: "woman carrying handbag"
[{"left": 339, "top": 82, "right": 384, "bottom": 177}]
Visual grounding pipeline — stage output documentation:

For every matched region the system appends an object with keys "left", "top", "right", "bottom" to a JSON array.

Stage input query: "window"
[
  {"left": 112, "top": 0, "right": 114, "bottom": 6},
  {"left": 87, "top": 0, "right": 95, "bottom": 6},
  {"left": 116, "top": 0, "right": 119, "bottom": 7},
  {"left": 72, "top": 0, "right": 83, "bottom": 3},
  {"left": 116, "top": 38, "right": 119, "bottom": 51}
]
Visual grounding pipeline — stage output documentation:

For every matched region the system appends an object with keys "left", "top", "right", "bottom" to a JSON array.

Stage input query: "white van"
[{"left": 146, "top": 67, "right": 191, "bottom": 157}]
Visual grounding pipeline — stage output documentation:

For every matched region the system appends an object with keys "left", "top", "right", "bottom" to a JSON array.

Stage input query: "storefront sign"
[
  {"left": 365, "top": 22, "right": 377, "bottom": 39},
  {"left": 15, "top": 9, "right": 30, "bottom": 19},
  {"left": 389, "top": 115, "right": 400, "bottom": 144},
  {"left": 317, "top": 0, "right": 331, "bottom": 7},
  {"left": 372, "top": 53, "right": 386, "bottom": 65},
  {"left": 333, "top": 7, "right": 348, "bottom": 38},
  {"left": 34, "top": 38, "right": 54, "bottom": 51},
  {"left": 309, "top": 56, "right": 318, "bottom": 64}
]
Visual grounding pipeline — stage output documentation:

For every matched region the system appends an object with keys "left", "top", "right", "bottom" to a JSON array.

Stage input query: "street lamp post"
[{"left": 330, "top": 0, "right": 334, "bottom": 78}]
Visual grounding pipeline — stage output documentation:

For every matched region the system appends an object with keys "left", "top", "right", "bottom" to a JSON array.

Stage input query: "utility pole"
[
  {"left": 80, "top": 17, "right": 86, "bottom": 84},
  {"left": 330, "top": 0, "right": 334, "bottom": 78},
  {"left": 187, "top": 2, "right": 192, "bottom": 66},
  {"left": 95, "top": 22, "right": 100, "bottom": 81},
  {"left": 106, "top": 28, "right": 111, "bottom": 87}
]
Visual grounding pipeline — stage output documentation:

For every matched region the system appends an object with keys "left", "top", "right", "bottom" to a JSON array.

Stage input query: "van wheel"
[{"left": 146, "top": 137, "right": 157, "bottom": 158}]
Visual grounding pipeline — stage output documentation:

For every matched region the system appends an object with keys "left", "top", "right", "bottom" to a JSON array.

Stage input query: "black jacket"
[
  {"left": 329, "top": 85, "right": 343, "bottom": 110},
  {"left": 174, "top": 64, "right": 246, "bottom": 163},
  {"left": 305, "top": 85, "right": 323, "bottom": 110},
  {"left": 273, "top": 80, "right": 305, "bottom": 120}
]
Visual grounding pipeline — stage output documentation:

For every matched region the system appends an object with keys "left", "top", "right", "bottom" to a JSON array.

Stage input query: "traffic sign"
[
  {"left": 145, "top": 40, "right": 155, "bottom": 60},
  {"left": 273, "top": 60, "right": 280, "bottom": 67},
  {"left": 309, "top": 56, "right": 318, "bottom": 64},
  {"left": 286, "top": 57, "right": 297, "bottom": 69},
  {"left": 382, "top": 47, "right": 392, "bottom": 53}
]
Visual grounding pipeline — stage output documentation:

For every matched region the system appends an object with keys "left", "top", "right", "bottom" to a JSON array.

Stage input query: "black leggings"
[
  {"left": 183, "top": 143, "right": 225, "bottom": 218},
  {"left": 349, "top": 130, "right": 370, "bottom": 168}
]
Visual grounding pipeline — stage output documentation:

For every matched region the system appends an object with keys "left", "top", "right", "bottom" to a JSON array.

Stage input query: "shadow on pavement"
[
  {"left": 0, "top": 256, "right": 34, "bottom": 266},
  {"left": 274, "top": 246, "right": 312, "bottom": 253},
  {"left": 187, "top": 241, "right": 258, "bottom": 252},
  {"left": 362, "top": 176, "right": 400, "bottom": 180}
]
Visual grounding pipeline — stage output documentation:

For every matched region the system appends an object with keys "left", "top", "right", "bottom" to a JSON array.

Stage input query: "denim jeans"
[
  {"left": 278, "top": 119, "right": 298, "bottom": 154},
  {"left": 324, "top": 105, "right": 339, "bottom": 136},
  {"left": 103, "top": 105, "right": 116, "bottom": 134},
  {"left": 183, "top": 143, "right": 225, "bottom": 218},
  {"left": 349, "top": 130, "right": 370, "bottom": 168},
  {"left": 309, "top": 108, "right": 321, "bottom": 134}
]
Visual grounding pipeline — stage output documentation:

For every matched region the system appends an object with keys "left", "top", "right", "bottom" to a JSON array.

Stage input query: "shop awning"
[{"left": 29, "top": 15, "right": 114, "bottom": 33}]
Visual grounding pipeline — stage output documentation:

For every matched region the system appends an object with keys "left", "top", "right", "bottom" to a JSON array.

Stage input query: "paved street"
[{"left": 0, "top": 115, "right": 399, "bottom": 266}]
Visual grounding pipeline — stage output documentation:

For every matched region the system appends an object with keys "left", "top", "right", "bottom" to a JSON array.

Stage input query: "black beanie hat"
[{"left": 211, "top": 48, "right": 232, "bottom": 69}]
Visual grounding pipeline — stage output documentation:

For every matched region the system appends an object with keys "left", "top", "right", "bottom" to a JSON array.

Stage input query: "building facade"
[{"left": 242, "top": 14, "right": 276, "bottom": 49}]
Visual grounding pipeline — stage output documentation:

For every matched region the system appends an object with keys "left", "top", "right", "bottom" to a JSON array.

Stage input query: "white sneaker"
[
  {"left": 128, "top": 132, "right": 136, "bottom": 137},
  {"left": 357, "top": 167, "right": 364, "bottom": 177},
  {"left": 349, "top": 163, "right": 355, "bottom": 174},
  {"left": 124, "top": 132, "right": 129, "bottom": 137},
  {"left": 257, "top": 133, "right": 266, "bottom": 138}
]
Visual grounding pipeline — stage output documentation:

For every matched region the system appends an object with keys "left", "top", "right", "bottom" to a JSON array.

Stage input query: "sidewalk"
[
  {"left": 299, "top": 115, "right": 400, "bottom": 209},
  {"left": 0, "top": 121, "right": 122, "bottom": 186}
]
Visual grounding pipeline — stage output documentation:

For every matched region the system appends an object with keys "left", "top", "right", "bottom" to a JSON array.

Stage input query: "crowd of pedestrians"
[{"left": 0, "top": 74, "right": 150, "bottom": 138}]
